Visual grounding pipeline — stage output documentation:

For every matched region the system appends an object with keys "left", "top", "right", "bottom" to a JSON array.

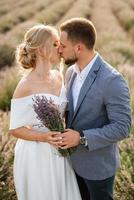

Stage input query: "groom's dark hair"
[{"left": 60, "top": 17, "right": 97, "bottom": 50}]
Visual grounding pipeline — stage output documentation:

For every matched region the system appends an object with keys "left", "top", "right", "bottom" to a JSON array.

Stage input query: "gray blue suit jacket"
[{"left": 65, "top": 54, "right": 131, "bottom": 180}]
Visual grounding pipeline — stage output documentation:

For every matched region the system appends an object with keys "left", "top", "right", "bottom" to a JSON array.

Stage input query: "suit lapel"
[
  {"left": 67, "top": 71, "right": 77, "bottom": 123},
  {"left": 70, "top": 55, "right": 102, "bottom": 125}
]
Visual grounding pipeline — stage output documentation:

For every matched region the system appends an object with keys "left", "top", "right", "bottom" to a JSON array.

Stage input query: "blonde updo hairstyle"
[{"left": 16, "top": 24, "right": 58, "bottom": 69}]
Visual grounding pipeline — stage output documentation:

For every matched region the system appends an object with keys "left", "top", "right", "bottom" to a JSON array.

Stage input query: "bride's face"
[
  {"left": 37, "top": 34, "right": 61, "bottom": 65},
  {"left": 49, "top": 35, "right": 61, "bottom": 65}
]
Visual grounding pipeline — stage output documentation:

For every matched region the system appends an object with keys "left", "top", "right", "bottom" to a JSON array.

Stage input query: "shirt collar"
[{"left": 73, "top": 52, "right": 99, "bottom": 80}]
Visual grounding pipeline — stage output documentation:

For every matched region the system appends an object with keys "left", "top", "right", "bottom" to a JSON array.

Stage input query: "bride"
[{"left": 9, "top": 24, "right": 82, "bottom": 200}]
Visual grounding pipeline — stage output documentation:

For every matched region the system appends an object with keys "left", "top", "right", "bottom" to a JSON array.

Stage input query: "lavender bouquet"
[{"left": 33, "top": 95, "right": 75, "bottom": 157}]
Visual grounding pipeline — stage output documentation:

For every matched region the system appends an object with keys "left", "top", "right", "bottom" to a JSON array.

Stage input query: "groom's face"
[{"left": 59, "top": 31, "right": 78, "bottom": 66}]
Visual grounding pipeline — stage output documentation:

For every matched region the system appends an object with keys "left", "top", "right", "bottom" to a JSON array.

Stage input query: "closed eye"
[
  {"left": 53, "top": 43, "right": 58, "bottom": 47},
  {"left": 53, "top": 42, "right": 60, "bottom": 48}
]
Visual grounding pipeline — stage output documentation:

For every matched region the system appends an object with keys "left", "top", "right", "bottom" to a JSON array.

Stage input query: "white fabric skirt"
[{"left": 14, "top": 139, "right": 82, "bottom": 200}]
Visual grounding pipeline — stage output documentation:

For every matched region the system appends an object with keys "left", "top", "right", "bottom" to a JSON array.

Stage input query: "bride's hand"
[{"left": 44, "top": 131, "right": 62, "bottom": 146}]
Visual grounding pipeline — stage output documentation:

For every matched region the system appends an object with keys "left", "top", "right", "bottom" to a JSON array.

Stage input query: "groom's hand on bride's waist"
[{"left": 57, "top": 129, "right": 80, "bottom": 149}]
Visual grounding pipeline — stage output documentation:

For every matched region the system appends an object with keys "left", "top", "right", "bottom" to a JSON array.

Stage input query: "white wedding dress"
[{"left": 10, "top": 86, "right": 82, "bottom": 200}]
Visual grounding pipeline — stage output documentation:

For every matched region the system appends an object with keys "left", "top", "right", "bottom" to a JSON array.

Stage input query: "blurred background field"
[{"left": 0, "top": 0, "right": 134, "bottom": 199}]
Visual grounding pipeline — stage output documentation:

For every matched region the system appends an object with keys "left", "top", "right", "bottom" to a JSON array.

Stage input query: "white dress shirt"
[{"left": 72, "top": 53, "right": 98, "bottom": 110}]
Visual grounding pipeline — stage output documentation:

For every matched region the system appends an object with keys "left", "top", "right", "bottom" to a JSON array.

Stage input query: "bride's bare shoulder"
[{"left": 12, "top": 76, "right": 31, "bottom": 99}]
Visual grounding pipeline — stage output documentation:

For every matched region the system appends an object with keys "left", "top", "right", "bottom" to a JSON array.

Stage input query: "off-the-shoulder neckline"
[
  {"left": 11, "top": 92, "right": 65, "bottom": 101},
  {"left": 12, "top": 85, "right": 65, "bottom": 101}
]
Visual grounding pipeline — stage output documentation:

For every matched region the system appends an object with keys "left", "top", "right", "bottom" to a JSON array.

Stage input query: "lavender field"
[{"left": 0, "top": 0, "right": 134, "bottom": 199}]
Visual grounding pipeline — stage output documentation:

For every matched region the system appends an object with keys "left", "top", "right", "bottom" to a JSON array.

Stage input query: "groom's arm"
[
  {"left": 83, "top": 74, "right": 132, "bottom": 151},
  {"left": 58, "top": 73, "right": 131, "bottom": 151}
]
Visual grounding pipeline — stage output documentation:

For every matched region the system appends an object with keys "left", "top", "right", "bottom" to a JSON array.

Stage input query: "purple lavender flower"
[{"left": 33, "top": 96, "right": 75, "bottom": 157}]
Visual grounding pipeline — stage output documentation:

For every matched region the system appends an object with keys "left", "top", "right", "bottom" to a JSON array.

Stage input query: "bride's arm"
[
  {"left": 9, "top": 127, "right": 61, "bottom": 145},
  {"left": 9, "top": 79, "right": 61, "bottom": 145}
]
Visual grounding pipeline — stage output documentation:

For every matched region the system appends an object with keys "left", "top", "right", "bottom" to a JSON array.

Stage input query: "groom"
[{"left": 58, "top": 18, "right": 131, "bottom": 200}]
